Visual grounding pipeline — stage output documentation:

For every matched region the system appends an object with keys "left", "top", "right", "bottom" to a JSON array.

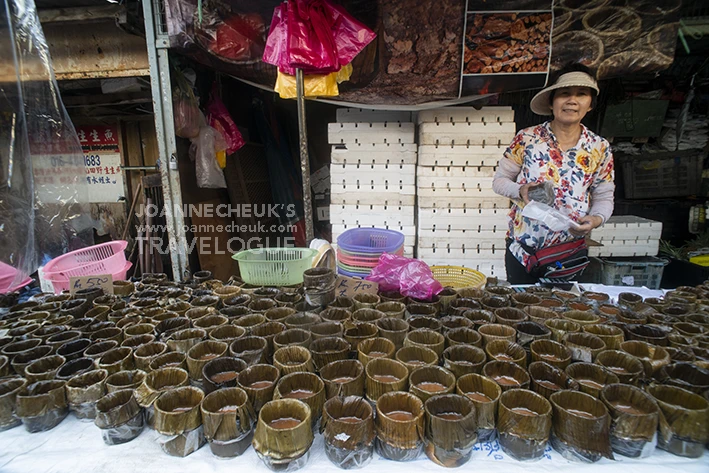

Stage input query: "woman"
[{"left": 493, "top": 65, "right": 614, "bottom": 284}]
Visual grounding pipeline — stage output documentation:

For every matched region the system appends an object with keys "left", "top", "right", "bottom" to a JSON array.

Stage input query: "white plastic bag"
[
  {"left": 521, "top": 201, "right": 582, "bottom": 232},
  {"left": 191, "top": 126, "right": 227, "bottom": 189}
]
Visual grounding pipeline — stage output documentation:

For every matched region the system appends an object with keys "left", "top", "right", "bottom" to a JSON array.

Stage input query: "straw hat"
[{"left": 530, "top": 71, "right": 599, "bottom": 116}]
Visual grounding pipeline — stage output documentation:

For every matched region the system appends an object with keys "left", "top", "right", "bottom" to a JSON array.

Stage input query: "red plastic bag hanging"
[
  {"left": 322, "top": 1, "right": 376, "bottom": 66},
  {"left": 205, "top": 89, "right": 245, "bottom": 155},
  {"left": 286, "top": 0, "right": 340, "bottom": 74},
  {"left": 365, "top": 254, "right": 443, "bottom": 301},
  {"left": 264, "top": 0, "right": 376, "bottom": 75},
  {"left": 263, "top": 3, "right": 292, "bottom": 73},
  {"left": 209, "top": 13, "right": 265, "bottom": 62}
]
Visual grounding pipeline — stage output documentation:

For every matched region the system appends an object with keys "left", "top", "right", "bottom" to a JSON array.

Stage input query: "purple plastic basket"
[{"left": 336, "top": 228, "right": 405, "bottom": 254}]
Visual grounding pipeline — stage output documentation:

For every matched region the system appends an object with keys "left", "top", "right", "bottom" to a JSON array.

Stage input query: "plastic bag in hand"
[
  {"left": 206, "top": 91, "right": 244, "bottom": 154},
  {"left": 527, "top": 180, "right": 555, "bottom": 206},
  {"left": 366, "top": 254, "right": 443, "bottom": 301},
  {"left": 521, "top": 201, "right": 582, "bottom": 232},
  {"left": 192, "top": 126, "right": 227, "bottom": 189}
]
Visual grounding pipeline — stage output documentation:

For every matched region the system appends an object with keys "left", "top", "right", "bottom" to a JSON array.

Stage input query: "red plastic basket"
[{"left": 43, "top": 241, "right": 128, "bottom": 280}]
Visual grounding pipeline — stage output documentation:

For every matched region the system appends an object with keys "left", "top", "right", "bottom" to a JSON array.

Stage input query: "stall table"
[{"left": 2, "top": 284, "right": 705, "bottom": 473}]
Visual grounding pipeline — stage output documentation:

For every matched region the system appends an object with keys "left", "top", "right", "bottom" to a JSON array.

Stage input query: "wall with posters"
[{"left": 163, "top": 0, "right": 681, "bottom": 105}]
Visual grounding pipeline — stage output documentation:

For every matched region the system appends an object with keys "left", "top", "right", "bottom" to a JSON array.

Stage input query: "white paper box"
[
  {"left": 328, "top": 122, "right": 415, "bottom": 144},
  {"left": 418, "top": 226, "right": 506, "bottom": 241},
  {"left": 418, "top": 207, "right": 509, "bottom": 228},
  {"left": 331, "top": 143, "right": 418, "bottom": 166},
  {"left": 417, "top": 195, "right": 511, "bottom": 209},
  {"left": 589, "top": 239, "right": 660, "bottom": 257},
  {"left": 418, "top": 246, "right": 506, "bottom": 259},
  {"left": 417, "top": 176, "right": 495, "bottom": 190},
  {"left": 417, "top": 227, "right": 507, "bottom": 239},
  {"left": 589, "top": 215, "right": 663, "bottom": 241},
  {"left": 417, "top": 165, "right": 497, "bottom": 178},
  {"left": 336, "top": 108, "right": 413, "bottom": 123},
  {"left": 330, "top": 165, "right": 416, "bottom": 186},
  {"left": 332, "top": 224, "right": 415, "bottom": 237},
  {"left": 418, "top": 237, "right": 507, "bottom": 251},
  {"left": 418, "top": 144, "right": 504, "bottom": 167},
  {"left": 418, "top": 106, "right": 514, "bottom": 125},
  {"left": 330, "top": 204, "right": 415, "bottom": 227},
  {"left": 418, "top": 232, "right": 507, "bottom": 248},
  {"left": 331, "top": 203, "right": 416, "bottom": 214},
  {"left": 331, "top": 213, "right": 415, "bottom": 228},
  {"left": 418, "top": 184, "right": 498, "bottom": 198},
  {"left": 331, "top": 161, "right": 416, "bottom": 173},
  {"left": 419, "top": 122, "right": 515, "bottom": 146},
  {"left": 330, "top": 193, "right": 416, "bottom": 206},
  {"left": 329, "top": 204, "right": 415, "bottom": 218},
  {"left": 331, "top": 183, "right": 416, "bottom": 195}
]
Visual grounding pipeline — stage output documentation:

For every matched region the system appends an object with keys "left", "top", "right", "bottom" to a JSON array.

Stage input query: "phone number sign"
[{"left": 76, "top": 125, "right": 124, "bottom": 203}]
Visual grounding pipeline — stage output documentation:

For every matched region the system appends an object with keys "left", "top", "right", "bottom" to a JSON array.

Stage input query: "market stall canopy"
[{"left": 164, "top": 0, "right": 682, "bottom": 106}]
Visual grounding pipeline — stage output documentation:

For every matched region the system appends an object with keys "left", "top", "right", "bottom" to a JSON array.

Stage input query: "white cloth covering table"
[
  {"left": 1, "top": 415, "right": 707, "bottom": 473},
  {"left": 2, "top": 285, "right": 705, "bottom": 473}
]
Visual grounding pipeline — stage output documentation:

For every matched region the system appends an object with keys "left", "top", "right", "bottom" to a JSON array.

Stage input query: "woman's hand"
[
  {"left": 569, "top": 215, "right": 603, "bottom": 237},
  {"left": 519, "top": 183, "right": 541, "bottom": 204}
]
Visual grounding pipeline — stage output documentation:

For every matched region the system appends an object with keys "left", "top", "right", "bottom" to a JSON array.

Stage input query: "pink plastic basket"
[
  {"left": 47, "top": 261, "right": 132, "bottom": 294},
  {"left": 43, "top": 241, "right": 128, "bottom": 280},
  {"left": 0, "top": 262, "right": 33, "bottom": 294},
  {"left": 336, "top": 247, "right": 404, "bottom": 268}
]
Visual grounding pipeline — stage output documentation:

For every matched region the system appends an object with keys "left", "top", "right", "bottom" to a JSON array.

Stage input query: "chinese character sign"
[
  {"left": 76, "top": 125, "right": 125, "bottom": 202},
  {"left": 335, "top": 275, "right": 379, "bottom": 298}
]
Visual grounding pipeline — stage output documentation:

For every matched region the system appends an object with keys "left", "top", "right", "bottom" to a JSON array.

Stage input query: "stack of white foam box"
[
  {"left": 416, "top": 107, "right": 516, "bottom": 277},
  {"left": 328, "top": 109, "right": 416, "bottom": 257},
  {"left": 588, "top": 215, "right": 662, "bottom": 257}
]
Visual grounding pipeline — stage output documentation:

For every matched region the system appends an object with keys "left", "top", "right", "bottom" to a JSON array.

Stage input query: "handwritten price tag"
[
  {"left": 334, "top": 275, "right": 379, "bottom": 298},
  {"left": 69, "top": 274, "right": 114, "bottom": 295}
]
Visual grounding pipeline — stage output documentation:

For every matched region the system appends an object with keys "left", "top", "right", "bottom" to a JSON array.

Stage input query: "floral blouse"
[{"left": 505, "top": 121, "right": 614, "bottom": 267}]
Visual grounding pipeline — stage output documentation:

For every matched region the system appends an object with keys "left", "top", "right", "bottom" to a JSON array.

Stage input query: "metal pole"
[
  {"left": 121, "top": 165, "right": 159, "bottom": 172},
  {"left": 141, "top": 0, "right": 190, "bottom": 281},
  {"left": 296, "top": 68, "right": 314, "bottom": 245}
]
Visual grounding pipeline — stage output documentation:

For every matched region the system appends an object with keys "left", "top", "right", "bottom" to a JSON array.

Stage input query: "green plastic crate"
[
  {"left": 232, "top": 248, "right": 317, "bottom": 286},
  {"left": 599, "top": 257, "right": 668, "bottom": 290}
]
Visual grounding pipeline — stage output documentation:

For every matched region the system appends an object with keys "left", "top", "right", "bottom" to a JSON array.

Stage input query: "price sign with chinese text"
[
  {"left": 69, "top": 274, "right": 114, "bottom": 295},
  {"left": 334, "top": 276, "right": 379, "bottom": 298}
]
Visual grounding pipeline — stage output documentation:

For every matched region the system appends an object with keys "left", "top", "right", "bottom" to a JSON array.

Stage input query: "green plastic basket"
[{"left": 232, "top": 248, "right": 318, "bottom": 286}]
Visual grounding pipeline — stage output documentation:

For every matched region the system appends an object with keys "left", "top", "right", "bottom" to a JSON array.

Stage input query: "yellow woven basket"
[{"left": 430, "top": 265, "right": 486, "bottom": 289}]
